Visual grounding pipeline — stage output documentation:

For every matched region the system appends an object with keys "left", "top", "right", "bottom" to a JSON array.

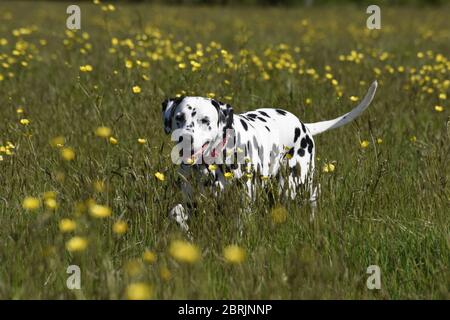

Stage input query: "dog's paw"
[{"left": 169, "top": 204, "right": 190, "bottom": 232}]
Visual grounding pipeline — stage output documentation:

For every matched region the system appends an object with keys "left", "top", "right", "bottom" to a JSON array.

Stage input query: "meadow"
[{"left": 0, "top": 1, "right": 449, "bottom": 299}]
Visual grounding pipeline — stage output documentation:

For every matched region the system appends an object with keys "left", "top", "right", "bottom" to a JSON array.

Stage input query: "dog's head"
[{"left": 162, "top": 96, "right": 233, "bottom": 155}]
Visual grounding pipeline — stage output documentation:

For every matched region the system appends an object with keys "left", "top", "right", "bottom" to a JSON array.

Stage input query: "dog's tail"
[{"left": 305, "top": 80, "right": 378, "bottom": 136}]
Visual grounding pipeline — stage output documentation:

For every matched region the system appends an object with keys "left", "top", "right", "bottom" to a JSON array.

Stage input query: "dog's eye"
[
  {"left": 175, "top": 113, "right": 185, "bottom": 122},
  {"left": 201, "top": 118, "right": 210, "bottom": 125}
]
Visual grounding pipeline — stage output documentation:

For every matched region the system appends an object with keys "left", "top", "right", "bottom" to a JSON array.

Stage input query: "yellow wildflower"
[
  {"left": 45, "top": 198, "right": 57, "bottom": 210},
  {"left": 154, "top": 172, "right": 165, "bottom": 181},
  {"left": 59, "top": 219, "right": 77, "bottom": 233},
  {"left": 66, "top": 236, "right": 88, "bottom": 252},
  {"left": 360, "top": 140, "right": 370, "bottom": 148},
  {"left": 169, "top": 240, "right": 200, "bottom": 264},
  {"left": 113, "top": 220, "right": 128, "bottom": 235},
  {"left": 109, "top": 136, "right": 118, "bottom": 145},
  {"left": 224, "top": 172, "right": 234, "bottom": 179},
  {"left": 126, "top": 283, "right": 152, "bottom": 300},
  {"left": 89, "top": 204, "right": 112, "bottom": 218},
  {"left": 223, "top": 245, "right": 246, "bottom": 264},
  {"left": 60, "top": 147, "right": 75, "bottom": 161},
  {"left": 159, "top": 266, "right": 172, "bottom": 281},
  {"left": 22, "top": 196, "right": 40, "bottom": 211},
  {"left": 323, "top": 163, "right": 336, "bottom": 173},
  {"left": 95, "top": 126, "right": 112, "bottom": 138},
  {"left": 50, "top": 136, "right": 65, "bottom": 148},
  {"left": 143, "top": 250, "right": 157, "bottom": 264}
]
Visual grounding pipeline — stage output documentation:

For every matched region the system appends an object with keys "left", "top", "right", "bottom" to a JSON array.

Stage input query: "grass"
[{"left": 0, "top": 2, "right": 449, "bottom": 299}]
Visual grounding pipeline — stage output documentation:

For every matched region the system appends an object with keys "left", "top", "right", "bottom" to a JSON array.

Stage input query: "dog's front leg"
[
  {"left": 169, "top": 166, "right": 195, "bottom": 233},
  {"left": 169, "top": 203, "right": 189, "bottom": 232}
]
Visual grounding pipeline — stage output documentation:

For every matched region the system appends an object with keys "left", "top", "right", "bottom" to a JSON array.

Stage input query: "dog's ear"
[
  {"left": 162, "top": 97, "right": 184, "bottom": 134},
  {"left": 222, "top": 103, "right": 234, "bottom": 130},
  {"left": 212, "top": 99, "right": 233, "bottom": 130}
]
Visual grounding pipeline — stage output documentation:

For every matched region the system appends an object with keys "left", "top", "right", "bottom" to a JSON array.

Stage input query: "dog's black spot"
[
  {"left": 247, "top": 113, "right": 257, "bottom": 119},
  {"left": 191, "top": 111, "right": 196, "bottom": 117},
  {"left": 305, "top": 135, "right": 314, "bottom": 153},
  {"left": 258, "top": 111, "right": 271, "bottom": 118},
  {"left": 294, "top": 127, "right": 301, "bottom": 142},
  {"left": 256, "top": 117, "right": 266, "bottom": 122},
  {"left": 253, "top": 136, "right": 259, "bottom": 151},
  {"left": 300, "top": 138, "right": 307, "bottom": 149},
  {"left": 240, "top": 119, "right": 248, "bottom": 131},
  {"left": 188, "top": 106, "right": 192, "bottom": 110},
  {"left": 301, "top": 122, "right": 306, "bottom": 133},
  {"left": 247, "top": 117, "right": 255, "bottom": 122},
  {"left": 297, "top": 148, "right": 305, "bottom": 157},
  {"left": 265, "top": 126, "right": 270, "bottom": 132},
  {"left": 276, "top": 109, "right": 287, "bottom": 116},
  {"left": 211, "top": 100, "right": 220, "bottom": 109}
]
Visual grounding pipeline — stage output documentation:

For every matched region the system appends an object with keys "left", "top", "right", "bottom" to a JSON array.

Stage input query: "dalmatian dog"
[{"left": 162, "top": 81, "right": 378, "bottom": 231}]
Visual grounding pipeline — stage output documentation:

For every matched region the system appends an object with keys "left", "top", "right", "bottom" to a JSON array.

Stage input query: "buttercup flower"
[
  {"left": 44, "top": 198, "right": 57, "bottom": 210},
  {"left": 20, "top": 118, "right": 30, "bottom": 125},
  {"left": 323, "top": 163, "right": 336, "bottom": 173},
  {"left": 50, "top": 136, "right": 65, "bottom": 148},
  {"left": 143, "top": 250, "right": 157, "bottom": 264},
  {"left": 59, "top": 219, "right": 77, "bottom": 233},
  {"left": 109, "top": 136, "right": 118, "bottom": 144},
  {"left": 95, "top": 126, "right": 112, "bottom": 138},
  {"left": 126, "top": 283, "right": 152, "bottom": 300},
  {"left": 223, "top": 245, "right": 246, "bottom": 264},
  {"left": 360, "top": 140, "right": 370, "bottom": 148},
  {"left": 60, "top": 147, "right": 75, "bottom": 161},
  {"left": 89, "top": 204, "right": 112, "bottom": 218},
  {"left": 159, "top": 266, "right": 172, "bottom": 281},
  {"left": 154, "top": 172, "right": 165, "bottom": 181},
  {"left": 224, "top": 172, "right": 234, "bottom": 179},
  {"left": 132, "top": 85, "right": 141, "bottom": 94},
  {"left": 169, "top": 240, "right": 200, "bottom": 264},
  {"left": 22, "top": 196, "right": 40, "bottom": 211},
  {"left": 113, "top": 220, "right": 128, "bottom": 234},
  {"left": 66, "top": 236, "right": 88, "bottom": 252}
]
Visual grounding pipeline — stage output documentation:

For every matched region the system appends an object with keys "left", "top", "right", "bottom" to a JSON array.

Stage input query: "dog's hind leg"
[{"left": 288, "top": 136, "right": 318, "bottom": 218}]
